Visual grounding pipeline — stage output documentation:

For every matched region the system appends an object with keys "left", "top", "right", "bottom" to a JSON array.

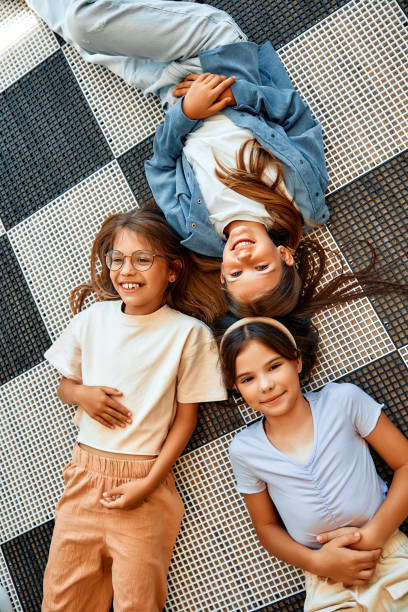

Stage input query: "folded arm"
[
  {"left": 244, "top": 489, "right": 381, "bottom": 585},
  {"left": 100, "top": 402, "right": 198, "bottom": 509}
]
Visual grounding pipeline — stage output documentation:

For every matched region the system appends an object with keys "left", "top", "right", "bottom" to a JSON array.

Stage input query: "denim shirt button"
[
  {"left": 299, "top": 160, "right": 304, "bottom": 164},
  {"left": 197, "top": 199, "right": 201, "bottom": 204},
  {"left": 191, "top": 222, "right": 197, "bottom": 229},
  {"left": 271, "top": 134, "right": 275, "bottom": 138}
]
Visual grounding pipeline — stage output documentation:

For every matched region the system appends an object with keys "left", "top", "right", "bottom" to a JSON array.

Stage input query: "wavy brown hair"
[
  {"left": 70, "top": 206, "right": 226, "bottom": 325},
  {"left": 225, "top": 239, "right": 408, "bottom": 318},
  {"left": 216, "top": 139, "right": 407, "bottom": 317},
  {"left": 215, "top": 138, "right": 303, "bottom": 252}
]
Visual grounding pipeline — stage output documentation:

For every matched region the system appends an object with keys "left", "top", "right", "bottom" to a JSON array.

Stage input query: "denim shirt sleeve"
[{"left": 144, "top": 101, "right": 225, "bottom": 257}]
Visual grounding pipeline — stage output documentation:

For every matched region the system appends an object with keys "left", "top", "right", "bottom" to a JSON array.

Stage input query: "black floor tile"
[
  {"left": 207, "top": 0, "right": 350, "bottom": 47},
  {"left": 327, "top": 153, "right": 408, "bottom": 347},
  {"left": 0, "top": 50, "right": 112, "bottom": 230},
  {"left": 184, "top": 398, "right": 245, "bottom": 453},
  {"left": 257, "top": 590, "right": 305, "bottom": 611},
  {"left": 0, "top": 235, "right": 51, "bottom": 385},
  {"left": 2, "top": 520, "right": 54, "bottom": 612},
  {"left": 118, "top": 134, "right": 155, "bottom": 206}
]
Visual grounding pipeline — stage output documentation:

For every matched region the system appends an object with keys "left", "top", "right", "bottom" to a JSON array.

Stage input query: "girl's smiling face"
[
  {"left": 109, "top": 228, "right": 176, "bottom": 315},
  {"left": 220, "top": 221, "right": 294, "bottom": 303},
  {"left": 235, "top": 339, "right": 303, "bottom": 418}
]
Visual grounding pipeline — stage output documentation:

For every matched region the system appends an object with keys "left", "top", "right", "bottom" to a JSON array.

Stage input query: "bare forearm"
[
  {"left": 257, "top": 523, "right": 317, "bottom": 573},
  {"left": 57, "top": 376, "right": 81, "bottom": 404},
  {"left": 362, "top": 465, "right": 408, "bottom": 547},
  {"left": 145, "top": 405, "right": 198, "bottom": 492}
]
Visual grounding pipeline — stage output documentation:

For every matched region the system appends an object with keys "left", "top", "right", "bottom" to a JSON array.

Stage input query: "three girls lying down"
[
  {"left": 27, "top": 0, "right": 408, "bottom": 320},
  {"left": 219, "top": 316, "right": 408, "bottom": 611}
]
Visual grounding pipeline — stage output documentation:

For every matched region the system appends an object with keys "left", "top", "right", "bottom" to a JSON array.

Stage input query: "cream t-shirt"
[
  {"left": 44, "top": 301, "right": 226, "bottom": 455},
  {"left": 183, "top": 113, "right": 293, "bottom": 237}
]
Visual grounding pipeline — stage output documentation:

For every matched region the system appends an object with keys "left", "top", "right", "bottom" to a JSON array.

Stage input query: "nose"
[
  {"left": 235, "top": 249, "right": 252, "bottom": 263},
  {"left": 121, "top": 255, "right": 134, "bottom": 274},
  {"left": 259, "top": 373, "right": 274, "bottom": 393}
]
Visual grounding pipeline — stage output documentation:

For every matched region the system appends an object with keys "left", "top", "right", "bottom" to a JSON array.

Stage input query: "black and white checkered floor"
[{"left": 1, "top": 0, "right": 407, "bottom": 610}]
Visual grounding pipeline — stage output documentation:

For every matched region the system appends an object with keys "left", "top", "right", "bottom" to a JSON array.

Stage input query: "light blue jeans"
[{"left": 27, "top": 0, "right": 246, "bottom": 104}]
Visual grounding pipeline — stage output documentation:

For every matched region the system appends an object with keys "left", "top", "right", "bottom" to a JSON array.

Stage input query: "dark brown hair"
[
  {"left": 216, "top": 138, "right": 408, "bottom": 318},
  {"left": 225, "top": 238, "right": 408, "bottom": 319},
  {"left": 70, "top": 206, "right": 226, "bottom": 325},
  {"left": 215, "top": 138, "right": 303, "bottom": 251},
  {"left": 217, "top": 314, "right": 319, "bottom": 389}
]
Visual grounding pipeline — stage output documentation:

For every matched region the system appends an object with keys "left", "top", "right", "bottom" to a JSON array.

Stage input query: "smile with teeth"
[
  {"left": 232, "top": 239, "right": 254, "bottom": 251},
  {"left": 121, "top": 282, "right": 143, "bottom": 290}
]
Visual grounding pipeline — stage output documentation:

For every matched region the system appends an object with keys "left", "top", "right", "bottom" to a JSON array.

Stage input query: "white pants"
[
  {"left": 304, "top": 530, "right": 408, "bottom": 612},
  {"left": 26, "top": 0, "right": 246, "bottom": 104}
]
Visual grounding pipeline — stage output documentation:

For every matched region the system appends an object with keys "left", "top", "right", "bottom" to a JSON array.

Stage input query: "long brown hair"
[
  {"left": 216, "top": 138, "right": 407, "bottom": 317},
  {"left": 215, "top": 138, "right": 303, "bottom": 251},
  {"left": 70, "top": 206, "right": 226, "bottom": 325},
  {"left": 226, "top": 238, "right": 408, "bottom": 319}
]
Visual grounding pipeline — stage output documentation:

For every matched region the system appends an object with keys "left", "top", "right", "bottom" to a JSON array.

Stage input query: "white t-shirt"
[
  {"left": 229, "top": 382, "right": 388, "bottom": 549},
  {"left": 183, "top": 113, "right": 293, "bottom": 238},
  {"left": 45, "top": 301, "right": 226, "bottom": 455}
]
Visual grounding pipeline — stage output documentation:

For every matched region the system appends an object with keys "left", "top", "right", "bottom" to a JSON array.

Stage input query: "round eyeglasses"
[{"left": 106, "top": 249, "right": 165, "bottom": 272}]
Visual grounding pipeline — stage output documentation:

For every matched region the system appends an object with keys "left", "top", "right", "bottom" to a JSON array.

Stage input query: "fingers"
[
  {"left": 213, "top": 75, "right": 236, "bottom": 94},
  {"left": 106, "top": 397, "right": 132, "bottom": 421},
  {"left": 100, "top": 386, "right": 123, "bottom": 396},
  {"left": 317, "top": 527, "right": 360, "bottom": 544},
  {"left": 333, "top": 532, "right": 363, "bottom": 548}
]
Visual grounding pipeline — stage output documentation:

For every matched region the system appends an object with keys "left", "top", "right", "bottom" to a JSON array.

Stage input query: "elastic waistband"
[{"left": 72, "top": 443, "right": 156, "bottom": 479}]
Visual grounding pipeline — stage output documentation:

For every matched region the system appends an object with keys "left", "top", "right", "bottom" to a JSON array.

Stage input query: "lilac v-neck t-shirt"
[{"left": 229, "top": 382, "right": 387, "bottom": 549}]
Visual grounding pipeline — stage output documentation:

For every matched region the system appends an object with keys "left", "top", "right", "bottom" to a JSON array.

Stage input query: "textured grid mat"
[
  {"left": 118, "top": 134, "right": 155, "bottom": 205},
  {"left": 1, "top": 521, "right": 54, "bottom": 612},
  {"left": 167, "top": 434, "right": 304, "bottom": 611},
  {"left": 0, "top": 0, "right": 58, "bottom": 92},
  {"left": 0, "top": 234, "right": 51, "bottom": 385},
  {"left": 8, "top": 161, "right": 137, "bottom": 344},
  {"left": 0, "top": 50, "right": 112, "bottom": 230},
  {"left": 207, "top": 0, "right": 349, "bottom": 47},
  {"left": 184, "top": 399, "right": 245, "bottom": 454},
  {"left": 1, "top": 361, "right": 76, "bottom": 542},
  {"left": 258, "top": 590, "right": 305, "bottom": 611},
  {"left": 278, "top": 0, "right": 408, "bottom": 193},
  {"left": 327, "top": 153, "right": 408, "bottom": 347},
  {"left": 63, "top": 44, "right": 163, "bottom": 158}
]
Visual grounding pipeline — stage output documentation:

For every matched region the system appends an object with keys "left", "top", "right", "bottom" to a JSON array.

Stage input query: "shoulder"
[
  {"left": 229, "top": 420, "right": 264, "bottom": 457},
  {"left": 166, "top": 307, "right": 215, "bottom": 340},
  {"left": 307, "top": 381, "right": 362, "bottom": 403}
]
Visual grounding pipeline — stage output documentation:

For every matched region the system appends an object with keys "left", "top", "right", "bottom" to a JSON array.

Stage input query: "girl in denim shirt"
[{"left": 27, "top": 0, "right": 407, "bottom": 319}]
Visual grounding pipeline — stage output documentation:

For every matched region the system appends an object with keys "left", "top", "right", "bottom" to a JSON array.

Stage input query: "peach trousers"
[{"left": 42, "top": 444, "right": 184, "bottom": 612}]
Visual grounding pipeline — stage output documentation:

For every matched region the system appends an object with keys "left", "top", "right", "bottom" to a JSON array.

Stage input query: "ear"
[
  {"left": 168, "top": 259, "right": 183, "bottom": 283},
  {"left": 296, "top": 355, "right": 303, "bottom": 374},
  {"left": 220, "top": 267, "right": 225, "bottom": 285},
  {"left": 278, "top": 246, "right": 295, "bottom": 267}
]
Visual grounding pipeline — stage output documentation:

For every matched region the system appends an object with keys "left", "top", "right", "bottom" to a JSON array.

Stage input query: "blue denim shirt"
[{"left": 145, "top": 41, "right": 329, "bottom": 258}]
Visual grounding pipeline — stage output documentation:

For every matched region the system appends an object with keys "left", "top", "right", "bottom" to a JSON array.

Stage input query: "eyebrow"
[{"left": 236, "top": 357, "right": 281, "bottom": 380}]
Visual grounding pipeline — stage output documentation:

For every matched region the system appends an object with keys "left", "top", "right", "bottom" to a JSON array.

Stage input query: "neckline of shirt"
[
  {"left": 259, "top": 393, "right": 320, "bottom": 467},
  {"left": 115, "top": 301, "right": 172, "bottom": 326}
]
